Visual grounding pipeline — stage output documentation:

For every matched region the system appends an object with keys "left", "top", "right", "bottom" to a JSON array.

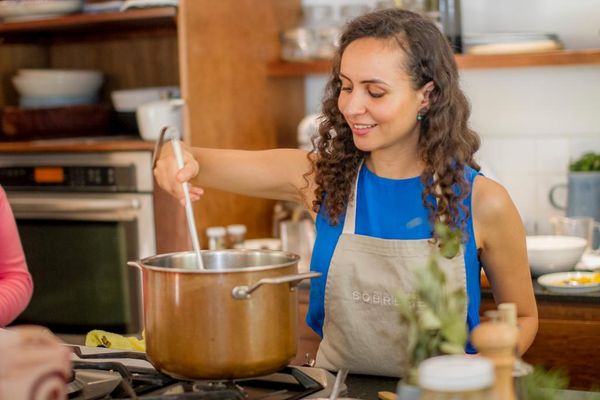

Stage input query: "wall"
[
  {"left": 301, "top": 0, "right": 600, "bottom": 234},
  {"left": 462, "top": 66, "right": 600, "bottom": 234}
]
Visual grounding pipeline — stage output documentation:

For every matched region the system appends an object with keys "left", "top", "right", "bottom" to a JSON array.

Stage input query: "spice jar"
[
  {"left": 418, "top": 355, "right": 495, "bottom": 400},
  {"left": 226, "top": 224, "right": 247, "bottom": 249},
  {"left": 206, "top": 226, "right": 226, "bottom": 250}
]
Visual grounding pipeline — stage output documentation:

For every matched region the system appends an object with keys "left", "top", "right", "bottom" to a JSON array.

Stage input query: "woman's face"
[{"left": 337, "top": 37, "right": 429, "bottom": 156}]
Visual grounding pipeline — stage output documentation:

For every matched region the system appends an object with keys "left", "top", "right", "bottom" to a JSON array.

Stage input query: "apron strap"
[{"left": 342, "top": 159, "right": 363, "bottom": 235}]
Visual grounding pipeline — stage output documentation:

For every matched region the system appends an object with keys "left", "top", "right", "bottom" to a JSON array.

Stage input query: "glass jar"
[
  {"left": 226, "top": 224, "right": 247, "bottom": 249},
  {"left": 206, "top": 226, "right": 226, "bottom": 250},
  {"left": 418, "top": 355, "right": 495, "bottom": 400},
  {"left": 280, "top": 27, "right": 316, "bottom": 62}
]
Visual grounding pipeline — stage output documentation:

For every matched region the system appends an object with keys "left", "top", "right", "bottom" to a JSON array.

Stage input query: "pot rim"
[{"left": 134, "top": 249, "right": 301, "bottom": 274}]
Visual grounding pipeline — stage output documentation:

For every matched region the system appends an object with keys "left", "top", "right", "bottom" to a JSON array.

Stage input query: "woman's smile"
[{"left": 350, "top": 122, "right": 378, "bottom": 136}]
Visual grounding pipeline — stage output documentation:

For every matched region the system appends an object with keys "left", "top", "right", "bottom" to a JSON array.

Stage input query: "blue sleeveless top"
[{"left": 307, "top": 164, "right": 482, "bottom": 353}]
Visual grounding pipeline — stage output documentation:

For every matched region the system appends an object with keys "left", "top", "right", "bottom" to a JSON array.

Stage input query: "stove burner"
[
  {"left": 70, "top": 347, "right": 327, "bottom": 400},
  {"left": 150, "top": 380, "right": 246, "bottom": 400},
  {"left": 66, "top": 370, "right": 85, "bottom": 398}
]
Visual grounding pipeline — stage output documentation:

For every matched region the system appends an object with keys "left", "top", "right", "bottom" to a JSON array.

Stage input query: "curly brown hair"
[{"left": 309, "top": 8, "right": 480, "bottom": 236}]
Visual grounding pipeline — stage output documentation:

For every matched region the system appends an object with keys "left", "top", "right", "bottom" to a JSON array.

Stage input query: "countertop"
[
  {"left": 344, "top": 374, "right": 600, "bottom": 400},
  {"left": 0, "top": 136, "right": 155, "bottom": 153},
  {"left": 482, "top": 279, "right": 600, "bottom": 304}
]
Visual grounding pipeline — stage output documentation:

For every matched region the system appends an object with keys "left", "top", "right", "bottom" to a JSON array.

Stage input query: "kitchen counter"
[
  {"left": 345, "top": 374, "right": 397, "bottom": 400},
  {"left": 0, "top": 136, "right": 155, "bottom": 153},
  {"left": 344, "top": 374, "right": 599, "bottom": 400},
  {"left": 482, "top": 279, "right": 600, "bottom": 303}
]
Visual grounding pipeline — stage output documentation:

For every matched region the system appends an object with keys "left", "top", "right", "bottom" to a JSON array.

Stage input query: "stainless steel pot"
[{"left": 128, "top": 249, "right": 320, "bottom": 380}]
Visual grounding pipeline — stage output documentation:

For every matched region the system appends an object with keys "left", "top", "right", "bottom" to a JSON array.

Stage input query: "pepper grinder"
[
  {"left": 498, "top": 302, "right": 534, "bottom": 377},
  {"left": 471, "top": 314, "right": 519, "bottom": 400}
]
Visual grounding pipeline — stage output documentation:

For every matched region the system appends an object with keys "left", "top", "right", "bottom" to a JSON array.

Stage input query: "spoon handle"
[
  {"left": 171, "top": 136, "right": 204, "bottom": 270},
  {"left": 329, "top": 368, "right": 348, "bottom": 400}
]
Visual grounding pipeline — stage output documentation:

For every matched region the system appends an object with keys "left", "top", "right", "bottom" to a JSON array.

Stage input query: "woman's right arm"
[{"left": 153, "top": 143, "right": 315, "bottom": 207}]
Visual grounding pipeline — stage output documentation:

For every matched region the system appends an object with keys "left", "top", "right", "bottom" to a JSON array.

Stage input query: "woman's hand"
[
  {"left": 153, "top": 141, "right": 204, "bottom": 206},
  {"left": 0, "top": 325, "right": 72, "bottom": 400}
]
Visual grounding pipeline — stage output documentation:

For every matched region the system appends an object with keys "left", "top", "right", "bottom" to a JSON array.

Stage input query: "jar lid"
[
  {"left": 418, "top": 355, "right": 494, "bottom": 392},
  {"left": 226, "top": 224, "right": 247, "bottom": 235},
  {"left": 206, "top": 226, "right": 226, "bottom": 236}
]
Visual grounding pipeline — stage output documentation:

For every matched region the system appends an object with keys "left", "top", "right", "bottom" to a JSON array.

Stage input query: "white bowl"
[
  {"left": 12, "top": 71, "right": 103, "bottom": 98},
  {"left": 0, "top": 0, "right": 82, "bottom": 22},
  {"left": 20, "top": 95, "right": 97, "bottom": 108},
  {"left": 18, "top": 69, "right": 101, "bottom": 81},
  {"left": 111, "top": 86, "right": 180, "bottom": 112},
  {"left": 526, "top": 235, "right": 587, "bottom": 276}
]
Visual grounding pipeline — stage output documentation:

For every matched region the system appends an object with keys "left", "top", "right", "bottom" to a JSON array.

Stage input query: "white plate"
[
  {"left": 0, "top": 0, "right": 82, "bottom": 22},
  {"left": 537, "top": 271, "right": 600, "bottom": 294}
]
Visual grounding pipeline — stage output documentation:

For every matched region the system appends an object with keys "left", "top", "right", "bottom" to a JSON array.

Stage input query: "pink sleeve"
[{"left": 0, "top": 186, "right": 33, "bottom": 327}]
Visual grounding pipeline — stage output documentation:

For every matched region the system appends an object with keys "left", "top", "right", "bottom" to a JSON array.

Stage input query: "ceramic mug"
[
  {"left": 136, "top": 98, "right": 184, "bottom": 141},
  {"left": 549, "top": 172, "right": 600, "bottom": 221},
  {"left": 550, "top": 171, "right": 600, "bottom": 250}
]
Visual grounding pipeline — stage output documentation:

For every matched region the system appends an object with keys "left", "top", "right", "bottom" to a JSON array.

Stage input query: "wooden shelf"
[
  {"left": 0, "top": 7, "right": 177, "bottom": 41},
  {"left": 0, "top": 137, "right": 155, "bottom": 153},
  {"left": 267, "top": 48, "right": 600, "bottom": 76},
  {"left": 456, "top": 48, "right": 600, "bottom": 69}
]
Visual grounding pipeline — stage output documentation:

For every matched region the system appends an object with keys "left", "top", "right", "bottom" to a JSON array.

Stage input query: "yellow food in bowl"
[{"left": 557, "top": 273, "right": 600, "bottom": 286}]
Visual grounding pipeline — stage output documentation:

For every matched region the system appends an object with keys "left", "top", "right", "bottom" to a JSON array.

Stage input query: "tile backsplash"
[{"left": 463, "top": 66, "right": 600, "bottom": 234}]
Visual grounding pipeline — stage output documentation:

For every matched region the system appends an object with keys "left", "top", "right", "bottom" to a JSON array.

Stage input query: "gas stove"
[{"left": 68, "top": 346, "right": 343, "bottom": 399}]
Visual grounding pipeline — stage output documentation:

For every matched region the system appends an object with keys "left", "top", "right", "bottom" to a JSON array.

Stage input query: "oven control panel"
[{"left": 0, "top": 165, "right": 136, "bottom": 192}]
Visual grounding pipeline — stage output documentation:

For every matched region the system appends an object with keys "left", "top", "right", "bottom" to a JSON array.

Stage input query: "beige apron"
[{"left": 314, "top": 166, "right": 467, "bottom": 377}]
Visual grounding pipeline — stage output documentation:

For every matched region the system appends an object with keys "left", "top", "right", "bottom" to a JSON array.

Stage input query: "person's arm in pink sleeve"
[{"left": 0, "top": 186, "right": 33, "bottom": 327}]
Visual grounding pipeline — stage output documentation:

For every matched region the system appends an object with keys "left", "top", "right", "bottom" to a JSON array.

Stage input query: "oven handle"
[{"left": 9, "top": 197, "right": 141, "bottom": 213}]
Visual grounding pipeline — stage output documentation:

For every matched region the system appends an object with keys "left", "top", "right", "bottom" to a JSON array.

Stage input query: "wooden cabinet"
[
  {"left": 481, "top": 296, "right": 600, "bottom": 390},
  {"left": 0, "top": 1, "right": 292, "bottom": 242}
]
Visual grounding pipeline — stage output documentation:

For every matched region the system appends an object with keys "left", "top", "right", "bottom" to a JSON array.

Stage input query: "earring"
[{"left": 416, "top": 113, "right": 423, "bottom": 121}]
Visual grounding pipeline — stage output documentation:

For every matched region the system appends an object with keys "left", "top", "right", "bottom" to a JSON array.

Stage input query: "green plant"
[
  {"left": 396, "top": 223, "right": 467, "bottom": 384},
  {"left": 569, "top": 152, "right": 600, "bottom": 172},
  {"left": 518, "top": 366, "right": 569, "bottom": 400},
  {"left": 519, "top": 366, "right": 600, "bottom": 400}
]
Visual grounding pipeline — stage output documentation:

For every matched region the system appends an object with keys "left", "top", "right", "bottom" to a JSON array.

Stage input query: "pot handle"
[
  {"left": 127, "top": 261, "right": 143, "bottom": 270},
  {"left": 232, "top": 271, "right": 321, "bottom": 300}
]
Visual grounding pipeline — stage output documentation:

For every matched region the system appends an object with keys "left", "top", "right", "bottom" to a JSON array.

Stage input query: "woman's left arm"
[
  {"left": 471, "top": 176, "right": 538, "bottom": 355},
  {"left": 0, "top": 187, "right": 33, "bottom": 327}
]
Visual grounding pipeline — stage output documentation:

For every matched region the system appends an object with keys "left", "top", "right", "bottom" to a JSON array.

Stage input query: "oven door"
[{"left": 8, "top": 191, "right": 155, "bottom": 334}]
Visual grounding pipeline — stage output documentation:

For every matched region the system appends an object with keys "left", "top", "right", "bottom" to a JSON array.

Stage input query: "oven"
[{"left": 0, "top": 151, "right": 155, "bottom": 334}]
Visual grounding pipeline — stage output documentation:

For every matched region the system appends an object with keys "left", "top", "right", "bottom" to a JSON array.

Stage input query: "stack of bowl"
[
  {"left": 110, "top": 86, "right": 180, "bottom": 133},
  {"left": 12, "top": 69, "right": 103, "bottom": 108},
  {"left": 526, "top": 235, "right": 587, "bottom": 276}
]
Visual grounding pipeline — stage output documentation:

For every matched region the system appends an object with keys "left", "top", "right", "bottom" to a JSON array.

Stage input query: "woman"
[
  {"left": 0, "top": 185, "right": 33, "bottom": 327},
  {"left": 154, "top": 8, "right": 537, "bottom": 377}
]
